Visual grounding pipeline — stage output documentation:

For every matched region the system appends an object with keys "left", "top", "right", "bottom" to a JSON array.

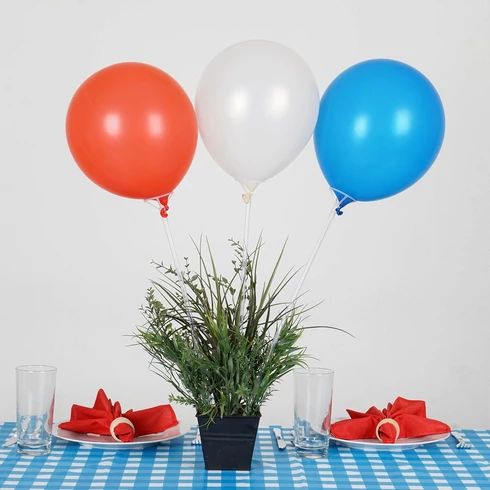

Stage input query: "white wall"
[{"left": 1, "top": 0, "right": 489, "bottom": 429}]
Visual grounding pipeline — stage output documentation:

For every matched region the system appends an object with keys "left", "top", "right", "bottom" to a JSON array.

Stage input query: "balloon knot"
[
  {"left": 158, "top": 196, "right": 169, "bottom": 219},
  {"left": 335, "top": 207, "right": 343, "bottom": 216}
]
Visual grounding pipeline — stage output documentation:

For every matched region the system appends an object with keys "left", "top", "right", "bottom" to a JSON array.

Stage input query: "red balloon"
[{"left": 66, "top": 62, "right": 197, "bottom": 199}]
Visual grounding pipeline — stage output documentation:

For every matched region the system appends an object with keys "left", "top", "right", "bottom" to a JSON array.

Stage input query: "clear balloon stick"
[
  {"left": 161, "top": 214, "right": 197, "bottom": 343},
  {"left": 238, "top": 192, "right": 253, "bottom": 327},
  {"left": 289, "top": 203, "right": 337, "bottom": 306},
  {"left": 270, "top": 192, "right": 345, "bottom": 350},
  {"left": 146, "top": 198, "right": 195, "bottom": 331}
]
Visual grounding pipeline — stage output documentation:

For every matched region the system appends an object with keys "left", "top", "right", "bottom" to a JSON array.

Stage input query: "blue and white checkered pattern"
[{"left": 0, "top": 422, "right": 489, "bottom": 489}]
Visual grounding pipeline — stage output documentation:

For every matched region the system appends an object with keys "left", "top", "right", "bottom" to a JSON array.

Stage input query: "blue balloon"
[{"left": 314, "top": 59, "right": 445, "bottom": 213}]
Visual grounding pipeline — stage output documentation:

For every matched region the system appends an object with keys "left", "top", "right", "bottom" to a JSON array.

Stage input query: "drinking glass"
[
  {"left": 294, "top": 367, "right": 334, "bottom": 458},
  {"left": 16, "top": 365, "right": 57, "bottom": 455}
]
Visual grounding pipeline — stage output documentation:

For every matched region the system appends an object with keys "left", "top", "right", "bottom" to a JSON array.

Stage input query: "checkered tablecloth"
[{"left": 0, "top": 422, "right": 489, "bottom": 489}]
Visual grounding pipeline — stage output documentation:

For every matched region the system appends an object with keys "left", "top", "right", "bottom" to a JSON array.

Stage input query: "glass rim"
[
  {"left": 293, "top": 367, "right": 334, "bottom": 376},
  {"left": 16, "top": 365, "right": 57, "bottom": 374}
]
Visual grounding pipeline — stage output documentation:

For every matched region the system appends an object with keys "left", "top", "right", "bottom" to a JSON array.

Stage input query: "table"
[{"left": 1, "top": 422, "right": 489, "bottom": 489}]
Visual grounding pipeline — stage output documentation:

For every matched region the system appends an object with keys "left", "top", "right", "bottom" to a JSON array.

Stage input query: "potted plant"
[{"left": 135, "top": 239, "right": 308, "bottom": 470}]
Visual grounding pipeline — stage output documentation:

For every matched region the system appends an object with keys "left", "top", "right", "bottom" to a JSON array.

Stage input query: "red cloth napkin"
[
  {"left": 331, "top": 396, "right": 450, "bottom": 443},
  {"left": 58, "top": 389, "right": 178, "bottom": 442}
]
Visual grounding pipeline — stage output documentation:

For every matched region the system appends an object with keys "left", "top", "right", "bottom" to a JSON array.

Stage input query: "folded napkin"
[
  {"left": 331, "top": 396, "right": 450, "bottom": 443},
  {"left": 58, "top": 389, "right": 178, "bottom": 442}
]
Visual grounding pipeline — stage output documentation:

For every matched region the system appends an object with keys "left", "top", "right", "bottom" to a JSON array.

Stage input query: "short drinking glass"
[
  {"left": 294, "top": 368, "right": 334, "bottom": 458},
  {"left": 16, "top": 365, "right": 57, "bottom": 455}
]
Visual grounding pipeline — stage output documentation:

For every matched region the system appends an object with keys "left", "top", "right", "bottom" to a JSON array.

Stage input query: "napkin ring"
[
  {"left": 109, "top": 417, "right": 135, "bottom": 442},
  {"left": 375, "top": 418, "right": 400, "bottom": 442}
]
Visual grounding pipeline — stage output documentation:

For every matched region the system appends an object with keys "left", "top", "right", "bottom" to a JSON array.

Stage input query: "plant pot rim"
[{"left": 196, "top": 413, "right": 261, "bottom": 419}]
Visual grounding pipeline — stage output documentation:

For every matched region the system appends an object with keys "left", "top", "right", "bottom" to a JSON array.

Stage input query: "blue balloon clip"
[{"left": 333, "top": 189, "right": 354, "bottom": 215}]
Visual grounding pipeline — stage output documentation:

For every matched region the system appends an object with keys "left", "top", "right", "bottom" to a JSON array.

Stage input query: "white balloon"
[{"left": 196, "top": 40, "right": 319, "bottom": 192}]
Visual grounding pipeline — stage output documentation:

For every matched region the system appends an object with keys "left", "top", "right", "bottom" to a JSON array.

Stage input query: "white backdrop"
[{"left": 1, "top": 0, "right": 489, "bottom": 429}]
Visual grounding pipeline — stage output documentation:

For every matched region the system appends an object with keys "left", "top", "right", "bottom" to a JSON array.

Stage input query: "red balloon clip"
[{"left": 158, "top": 195, "right": 170, "bottom": 218}]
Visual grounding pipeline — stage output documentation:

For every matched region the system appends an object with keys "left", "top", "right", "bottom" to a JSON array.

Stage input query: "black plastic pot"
[{"left": 197, "top": 415, "right": 261, "bottom": 471}]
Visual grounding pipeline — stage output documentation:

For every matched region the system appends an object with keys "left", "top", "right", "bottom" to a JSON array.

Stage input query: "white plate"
[
  {"left": 54, "top": 422, "right": 190, "bottom": 450},
  {"left": 331, "top": 432, "right": 450, "bottom": 451}
]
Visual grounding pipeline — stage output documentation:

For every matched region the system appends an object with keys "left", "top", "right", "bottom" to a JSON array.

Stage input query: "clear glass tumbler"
[
  {"left": 16, "top": 365, "right": 57, "bottom": 455},
  {"left": 294, "top": 367, "right": 334, "bottom": 458}
]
